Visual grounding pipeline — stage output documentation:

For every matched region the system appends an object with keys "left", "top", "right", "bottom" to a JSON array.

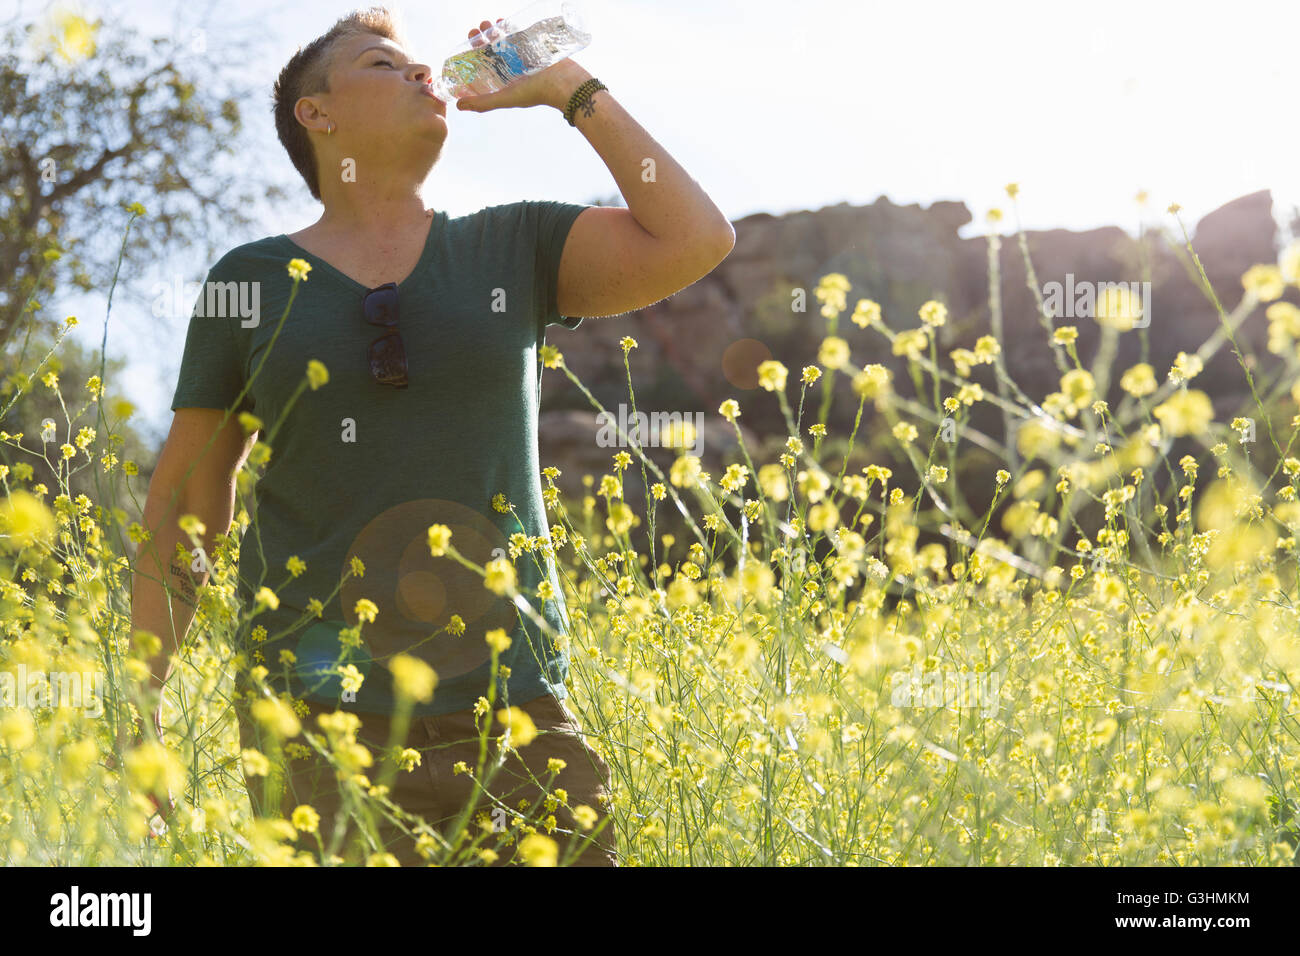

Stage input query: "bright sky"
[{"left": 9, "top": 0, "right": 1300, "bottom": 440}]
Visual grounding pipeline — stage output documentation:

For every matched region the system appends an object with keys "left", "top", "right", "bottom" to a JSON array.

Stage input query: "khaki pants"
[{"left": 236, "top": 691, "right": 618, "bottom": 867}]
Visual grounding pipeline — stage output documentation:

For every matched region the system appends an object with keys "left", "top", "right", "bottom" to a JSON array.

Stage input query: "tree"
[{"left": 0, "top": 7, "right": 282, "bottom": 350}]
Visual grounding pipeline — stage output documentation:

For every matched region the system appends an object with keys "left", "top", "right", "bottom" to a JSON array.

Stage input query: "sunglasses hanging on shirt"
[{"left": 363, "top": 282, "right": 409, "bottom": 388}]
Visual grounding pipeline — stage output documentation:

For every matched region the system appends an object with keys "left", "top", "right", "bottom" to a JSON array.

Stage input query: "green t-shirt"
[{"left": 169, "top": 199, "right": 590, "bottom": 717}]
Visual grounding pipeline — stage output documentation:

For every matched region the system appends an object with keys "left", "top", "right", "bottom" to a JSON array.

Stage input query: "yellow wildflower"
[{"left": 390, "top": 654, "right": 437, "bottom": 703}]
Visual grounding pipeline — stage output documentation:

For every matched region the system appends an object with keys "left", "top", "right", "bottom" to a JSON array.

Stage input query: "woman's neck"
[{"left": 311, "top": 182, "right": 433, "bottom": 239}]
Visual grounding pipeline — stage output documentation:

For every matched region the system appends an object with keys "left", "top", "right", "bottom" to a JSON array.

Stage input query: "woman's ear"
[{"left": 295, "top": 95, "right": 329, "bottom": 135}]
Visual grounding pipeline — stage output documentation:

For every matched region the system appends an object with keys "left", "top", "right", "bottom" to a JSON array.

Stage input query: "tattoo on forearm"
[{"left": 167, "top": 559, "right": 199, "bottom": 608}]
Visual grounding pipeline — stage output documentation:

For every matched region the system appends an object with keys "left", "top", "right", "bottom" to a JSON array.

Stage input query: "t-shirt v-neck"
[{"left": 276, "top": 211, "right": 443, "bottom": 294}]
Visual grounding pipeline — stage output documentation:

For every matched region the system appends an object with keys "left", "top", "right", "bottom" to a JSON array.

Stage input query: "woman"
[{"left": 130, "top": 6, "right": 734, "bottom": 866}]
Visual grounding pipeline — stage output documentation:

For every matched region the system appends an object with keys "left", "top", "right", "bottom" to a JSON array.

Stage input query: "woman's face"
[{"left": 314, "top": 32, "right": 448, "bottom": 161}]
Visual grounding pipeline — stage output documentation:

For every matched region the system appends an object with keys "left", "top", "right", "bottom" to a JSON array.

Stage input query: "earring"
[{"left": 326, "top": 121, "right": 335, "bottom": 135}]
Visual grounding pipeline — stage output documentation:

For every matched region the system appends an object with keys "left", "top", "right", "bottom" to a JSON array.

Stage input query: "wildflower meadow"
[{"left": 1, "top": 190, "right": 1299, "bottom": 867}]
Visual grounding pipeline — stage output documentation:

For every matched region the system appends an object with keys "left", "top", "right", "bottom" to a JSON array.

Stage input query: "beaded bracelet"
[{"left": 564, "top": 78, "right": 607, "bottom": 127}]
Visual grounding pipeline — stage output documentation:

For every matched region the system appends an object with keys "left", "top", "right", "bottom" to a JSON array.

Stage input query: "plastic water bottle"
[{"left": 431, "top": 0, "right": 591, "bottom": 104}]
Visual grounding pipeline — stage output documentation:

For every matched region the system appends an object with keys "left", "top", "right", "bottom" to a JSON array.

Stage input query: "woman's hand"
[
  {"left": 107, "top": 701, "right": 177, "bottom": 838},
  {"left": 454, "top": 17, "right": 591, "bottom": 113}
]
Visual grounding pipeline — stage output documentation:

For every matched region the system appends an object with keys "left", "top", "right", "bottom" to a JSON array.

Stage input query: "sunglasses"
[{"left": 363, "top": 282, "right": 409, "bottom": 388}]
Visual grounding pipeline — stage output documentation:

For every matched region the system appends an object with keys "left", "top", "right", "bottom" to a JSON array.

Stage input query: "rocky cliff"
[{"left": 538, "top": 190, "right": 1291, "bottom": 510}]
